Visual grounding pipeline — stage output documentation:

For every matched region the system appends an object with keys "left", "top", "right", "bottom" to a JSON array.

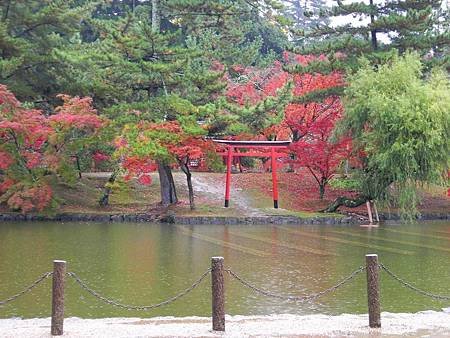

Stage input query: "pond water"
[{"left": 0, "top": 221, "right": 449, "bottom": 319}]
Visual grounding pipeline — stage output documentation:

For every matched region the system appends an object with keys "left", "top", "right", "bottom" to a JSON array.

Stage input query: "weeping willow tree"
[{"left": 324, "top": 53, "right": 449, "bottom": 219}]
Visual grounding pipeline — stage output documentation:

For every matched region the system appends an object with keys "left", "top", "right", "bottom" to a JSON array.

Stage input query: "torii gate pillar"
[
  {"left": 271, "top": 146, "right": 278, "bottom": 208},
  {"left": 224, "top": 146, "right": 233, "bottom": 207}
]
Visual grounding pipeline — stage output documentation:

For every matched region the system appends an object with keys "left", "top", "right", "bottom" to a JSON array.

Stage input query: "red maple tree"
[
  {"left": 226, "top": 61, "right": 289, "bottom": 106},
  {"left": 289, "top": 114, "right": 352, "bottom": 199},
  {"left": 117, "top": 120, "right": 213, "bottom": 210},
  {"left": 224, "top": 52, "right": 352, "bottom": 199},
  {"left": 284, "top": 52, "right": 350, "bottom": 199},
  {"left": 0, "top": 85, "right": 105, "bottom": 212}
]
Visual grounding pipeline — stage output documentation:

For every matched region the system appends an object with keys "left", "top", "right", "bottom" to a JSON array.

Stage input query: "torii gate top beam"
[{"left": 213, "top": 139, "right": 291, "bottom": 147}]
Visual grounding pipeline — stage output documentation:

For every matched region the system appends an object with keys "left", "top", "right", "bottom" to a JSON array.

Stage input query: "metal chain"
[
  {"left": 0, "top": 272, "right": 53, "bottom": 306},
  {"left": 379, "top": 263, "right": 450, "bottom": 301},
  {"left": 66, "top": 268, "right": 211, "bottom": 310},
  {"left": 225, "top": 266, "right": 365, "bottom": 302}
]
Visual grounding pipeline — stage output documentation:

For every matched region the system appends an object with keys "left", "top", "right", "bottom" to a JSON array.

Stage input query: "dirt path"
[
  {"left": 81, "top": 172, "right": 115, "bottom": 179},
  {"left": 175, "top": 172, "right": 265, "bottom": 216}
]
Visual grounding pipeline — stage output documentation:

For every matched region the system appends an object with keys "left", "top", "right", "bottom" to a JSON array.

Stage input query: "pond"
[{"left": 0, "top": 221, "right": 449, "bottom": 319}]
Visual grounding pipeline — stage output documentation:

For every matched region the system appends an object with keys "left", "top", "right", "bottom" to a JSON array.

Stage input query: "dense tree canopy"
[
  {"left": 0, "top": 0, "right": 94, "bottom": 106},
  {"left": 293, "top": 0, "right": 450, "bottom": 72},
  {"left": 0, "top": 0, "right": 448, "bottom": 217},
  {"left": 0, "top": 85, "right": 105, "bottom": 212}
]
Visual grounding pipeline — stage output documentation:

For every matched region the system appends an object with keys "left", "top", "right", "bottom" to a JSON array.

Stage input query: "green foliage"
[
  {"left": 341, "top": 53, "right": 450, "bottom": 218},
  {"left": 281, "top": 0, "right": 330, "bottom": 32},
  {"left": 219, "top": 81, "right": 293, "bottom": 135},
  {"left": 240, "top": 156, "right": 256, "bottom": 169},
  {"left": 107, "top": 177, "right": 133, "bottom": 204},
  {"left": 0, "top": 0, "right": 97, "bottom": 105},
  {"left": 165, "top": 0, "right": 289, "bottom": 66},
  {"left": 57, "top": 159, "right": 80, "bottom": 187},
  {"left": 329, "top": 176, "right": 361, "bottom": 191},
  {"left": 204, "top": 151, "right": 225, "bottom": 172},
  {"left": 292, "top": 0, "right": 449, "bottom": 73}
]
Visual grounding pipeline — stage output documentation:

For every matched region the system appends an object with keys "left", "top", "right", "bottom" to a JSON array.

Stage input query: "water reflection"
[{"left": 0, "top": 221, "right": 449, "bottom": 318}]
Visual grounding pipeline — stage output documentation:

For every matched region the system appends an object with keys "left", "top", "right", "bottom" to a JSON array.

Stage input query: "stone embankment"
[{"left": 0, "top": 212, "right": 448, "bottom": 224}]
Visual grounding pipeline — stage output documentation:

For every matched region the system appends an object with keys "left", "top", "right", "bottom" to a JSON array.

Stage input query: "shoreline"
[
  {"left": 1, "top": 311, "right": 450, "bottom": 337},
  {"left": 0, "top": 212, "right": 448, "bottom": 224}
]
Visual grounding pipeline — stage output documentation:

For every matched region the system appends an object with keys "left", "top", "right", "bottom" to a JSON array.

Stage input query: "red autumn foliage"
[
  {"left": 137, "top": 174, "right": 153, "bottom": 185},
  {"left": 122, "top": 156, "right": 157, "bottom": 184},
  {"left": 0, "top": 85, "right": 104, "bottom": 213},
  {"left": 292, "top": 71, "right": 344, "bottom": 96},
  {"left": 289, "top": 116, "right": 352, "bottom": 199},
  {"left": 7, "top": 184, "right": 53, "bottom": 213},
  {"left": 0, "top": 151, "right": 14, "bottom": 170},
  {"left": 50, "top": 95, "right": 103, "bottom": 129},
  {"left": 0, "top": 178, "right": 15, "bottom": 194},
  {"left": 285, "top": 99, "right": 342, "bottom": 140},
  {"left": 226, "top": 61, "right": 289, "bottom": 106},
  {"left": 285, "top": 55, "right": 350, "bottom": 198},
  {"left": 118, "top": 121, "right": 211, "bottom": 177},
  {"left": 117, "top": 119, "right": 214, "bottom": 209},
  {"left": 92, "top": 151, "right": 110, "bottom": 163},
  {"left": 22, "top": 151, "right": 42, "bottom": 169},
  {"left": 224, "top": 52, "right": 352, "bottom": 198},
  {"left": 169, "top": 137, "right": 207, "bottom": 164}
]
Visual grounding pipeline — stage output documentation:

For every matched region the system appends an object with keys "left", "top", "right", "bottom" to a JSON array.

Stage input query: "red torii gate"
[{"left": 214, "top": 140, "right": 291, "bottom": 209}]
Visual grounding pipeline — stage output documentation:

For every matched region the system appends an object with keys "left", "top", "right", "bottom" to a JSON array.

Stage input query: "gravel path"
[
  {"left": 1, "top": 311, "right": 450, "bottom": 337},
  {"left": 190, "top": 173, "right": 264, "bottom": 216}
]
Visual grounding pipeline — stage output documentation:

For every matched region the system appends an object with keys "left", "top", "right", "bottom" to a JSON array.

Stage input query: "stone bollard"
[
  {"left": 211, "top": 257, "right": 225, "bottom": 331},
  {"left": 366, "top": 254, "right": 381, "bottom": 328},
  {"left": 51, "top": 260, "right": 66, "bottom": 335}
]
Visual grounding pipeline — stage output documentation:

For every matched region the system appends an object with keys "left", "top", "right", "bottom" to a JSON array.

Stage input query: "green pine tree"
[
  {"left": 282, "top": 0, "right": 330, "bottom": 32},
  {"left": 294, "top": 0, "right": 450, "bottom": 71},
  {"left": 0, "top": 0, "right": 96, "bottom": 107},
  {"left": 62, "top": 0, "right": 228, "bottom": 206}
]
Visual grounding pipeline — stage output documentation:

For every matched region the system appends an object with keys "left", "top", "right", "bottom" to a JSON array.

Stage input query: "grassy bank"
[{"left": 1, "top": 171, "right": 448, "bottom": 218}]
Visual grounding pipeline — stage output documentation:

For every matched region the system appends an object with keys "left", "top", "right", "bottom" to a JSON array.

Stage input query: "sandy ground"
[{"left": 1, "top": 311, "right": 450, "bottom": 337}]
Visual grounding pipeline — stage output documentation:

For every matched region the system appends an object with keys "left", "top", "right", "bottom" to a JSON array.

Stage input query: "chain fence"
[
  {"left": 0, "top": 272, "right": 52, "bottom": 306},
  {"left": 225, "top": 266, "right": 366, "bottom": 302},
  {"left": 66, "top": 268, "right": 212, "bottom": 311},
  {"left": 379, "top": 263, "right": 450, "bottom": 301},
  {"left": 1, "top": 261, "right": 449, "bottom": 310}
]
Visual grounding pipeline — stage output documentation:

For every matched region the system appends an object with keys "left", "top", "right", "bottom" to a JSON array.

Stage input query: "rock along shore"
[
  {"left": 1, "top": 311, "right": 450, "bottom": 337},
  {"left": 0, "top": 212, "right": 449, "bottom": 224}
]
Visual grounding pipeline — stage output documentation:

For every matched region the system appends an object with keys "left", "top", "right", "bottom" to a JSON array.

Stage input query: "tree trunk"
[
  {"left": 158, "top": 162, "right": 178, "bottom": 206},
  {"left": 294, "top": 0, "right": 303, "bottom": 26},
  {"left": 151, "top": 0, "right": 160, "bottom": 33},
  {"left": 369, "top": 0, "right": 378, "bottom": 50},
  {"left": 321, "top": 195, "right": 368, "bottom": 213},
  {"left": 372, "top": 200, "right": 380, "bottom": 222},
  {"left": 186, "top": 172, "right": 195, "bottom": 210},
  {"left": 99, "top": 170, "right": 118, "bottom": 207},
  {"left": 75, "top": 155, "right": 82, "bottom": 179},
  {"left": 181, "top": 163, "right": 195, "bottom": 210},
  {"left": 319, "top": 183, "right": 325, "bottom": 200}
]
